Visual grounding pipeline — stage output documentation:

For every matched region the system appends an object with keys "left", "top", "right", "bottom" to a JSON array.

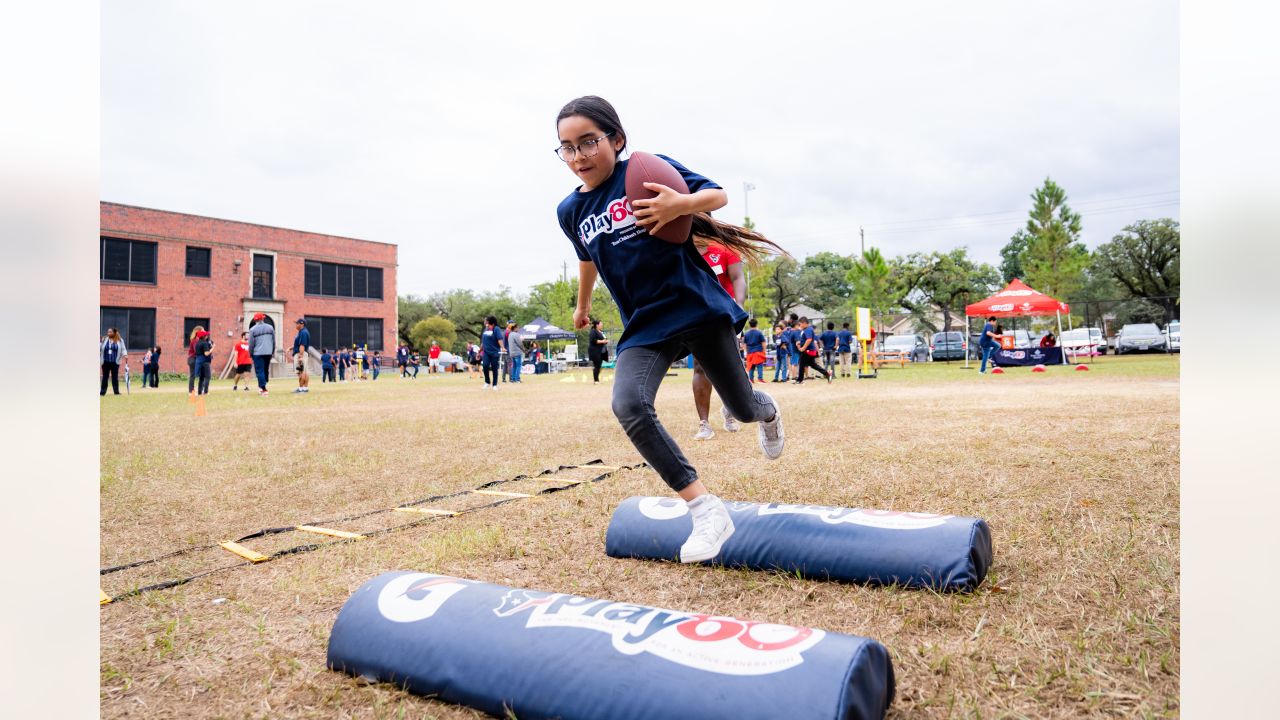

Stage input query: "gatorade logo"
[
  {"left": 377, "top": 573, "right": 473, "bottom": 623},
  {"left": 493, "top": 589, "right": 823, "bottom": 676},
  {"left": 637, "top": 497, "right": 951, "bottom": 530}
]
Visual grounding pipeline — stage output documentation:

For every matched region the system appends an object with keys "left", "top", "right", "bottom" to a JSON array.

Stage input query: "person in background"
[
  {"left": 480, "top": 315, "right": 504, "bottom": 390},
  {"left": 788, "top": 313, "right": 801, "bottom": 373},
  {"left": 100, "top": 327, "right": 127, "bottom": 396},
  {"left": 528, "top": 341, "right": 542, "bottom": 374},
  {"left": 141, "top": 347, "right": 153, "bottom": 389},
  {"left": 248, "top": 313, "right": 276, "bottom": 396},
  {"left": 794, "top": 317, "right": 832, "bottom": 384},
  {"left": 837, "top": 322, "right": 854, "bottom": 378},
  {"left": 588, "top": 319, "right": 608, "bottom": 384},
  {"left": 149, "top": 346, "right": 161, "bottom": 387},
  {"left": 428, "top": 341, "right": 442, "bottom": 374},
  {"left": 771, "top": 323, "right": 789, "bottom": 383},
  {"left": 292, "top": 319, "right": 311, "bottom": 394},
  {"left": 193, "top": 329, "right": 214, "bottom": 396},
  {"left": 410, "top": 351, "right": 421, "bottom": 377},
  {"left": 741, "top": 318, "right": 767, "bottom": 384},
  {"left": 335, "top": 347, "right": 346, "bottom": 382},
  {"left": 1040, "top": 331, "right": 1057, "bottom": 348},
  {"left": 978, "top": 315, "right": 1001, "bottom": 374},
  {"left": 320, "top": 348, "right": 335, "bottom": 383},
  {"left": 820, "top": 322, "right": 838, "bottom": 373},
  {"left": 231, "top": 331, "right": 253, "bottom": 391},
  {"left": 186, "top": 325, "right": 202, "bottom": 400},
  {"left": 507, "top": 322, "right": 525, "bottom": 383},
  {"left": 371, "top": 350, "right": 381, "bottom": 380},
  {"left": 397, "top": 343, "right": 410, "bottom": 378}
]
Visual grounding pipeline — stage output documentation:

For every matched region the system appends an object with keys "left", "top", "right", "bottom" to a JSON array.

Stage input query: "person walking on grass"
[
  {"left": 978, "top": 315, "right": 1001, "bottom": 374},
  {"left": 771, "top": 323, "right": 789, "bottom": 383},
  {"left": 820, "top": 322, "right": 838, "bottom": 375},
  {"left": 148, "top": 346, "right": 161, "bottom": 387},
  {"left": 742, "top": 319, "right": 767, "bottom": 384},
  {"left": 193, "top": 329, "right": 214, "bottom": 396},
  {"left": 480, "top": 316, "right": 504, "bottom": 390},
  {"left": 507, "top": 323, "right": 525, "bottom": 383},
  {"left": 588, "top": 319, "right": 608, "bottom": 384},
  {"left": 371, "top": 350, "right": 381, "bottom": 380},
  {"left": 397, "top": 343, "right": 410, "bottom": 378},
  {"left": 99, "top": 328, "right": 127, "bottom": 396},
  {"left": 837, "top": 322, "right": 854, "bottom": 378},
  {"left": 410, "top": 351, "right": 421, "bottom": 377},
  {"left": 248, "top": 313, "right": 275, "bottom": 396},
  {"left": 554, "top": 95, "right": 786, "bottom": 563},
  {"left": 291, "top": 319, "right": 311, "bottom": 394},
  {"left": 320, "top": 348, "right": 335, "bottom": 383},
  {"left": 140, "top": 347, "right": 153, "bottom": 389},
  {"left": 794, "top": 317, "right": 832, "bottom": 384},
  {"left": 231, "top": 331, "right": 253, "bottom": 391},
  {"left": 186, "top": 325, "right": 202, "bottom": 400},
  {"left": 428, "top": 341, "right": 441, "bottom": 374}
]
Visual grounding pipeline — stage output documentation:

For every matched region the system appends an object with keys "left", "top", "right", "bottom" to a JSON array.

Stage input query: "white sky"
[{"left": 102, "top": 1, "right": 1178, "bottom": 296}]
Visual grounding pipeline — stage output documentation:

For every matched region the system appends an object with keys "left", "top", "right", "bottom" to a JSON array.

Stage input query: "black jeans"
[
  {"left": 187, "top": 357, "right": 197, "bottom": 392},
  {"left": 612, "top": 320, "right": 776, "bottom": 492},
  {"left": 100, "top": 362, "right": 119, "bottom": 395},
  {"left": 796, "top": 352, "right": 829, "bottom": 382},
  {"left": 590, "top": 354, "right": 603, "bottom": 382},
  {"left": 195, "top": 357, "right": 211, "bottom": 394},
  {"left": 482, "top": 355, "right": 500, "bottom": 386}
]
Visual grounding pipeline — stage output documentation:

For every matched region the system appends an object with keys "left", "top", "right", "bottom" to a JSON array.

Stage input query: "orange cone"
[
  {"left": 1075, "top": 364, "right": 1090, "bottom": 371},
  {"left": 188, "top": 391, "right": 196, "bottom": 404},
  {"left": 195, "top": 395, "right": 207, "bottom": 417}
]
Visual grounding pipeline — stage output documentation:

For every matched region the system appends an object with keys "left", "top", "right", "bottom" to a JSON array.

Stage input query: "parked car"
[
  {"left": 930, "top": 331, "right": 966, "bottom": 361},
  {"left": 1115, "top": 323, "right": 1167, "bottom": 354},
  {"left": 1164, "top": 320, "right": 1181, "bottom": 352},
  {"left": 1060, "top": 327, "right": 1107, "bottom": 356},
  {"left": 881, "top": 334, "right": 930, "bottom": 362},
  {"left": 1004, "top": 328, "right": 1032, "bottom": 349}
]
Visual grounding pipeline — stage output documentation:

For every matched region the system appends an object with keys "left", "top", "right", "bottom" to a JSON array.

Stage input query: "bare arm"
[
  {"left": 573, "top": 261, "right": 597, "bottom": 329},
  {"left": 727, "top": 261, "right": 747, "bottom": 306}
]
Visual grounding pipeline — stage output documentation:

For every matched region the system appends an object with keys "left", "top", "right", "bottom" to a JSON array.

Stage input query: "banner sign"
[{"left": 993, "top": 346, "right": 1063, "bottom": 366}]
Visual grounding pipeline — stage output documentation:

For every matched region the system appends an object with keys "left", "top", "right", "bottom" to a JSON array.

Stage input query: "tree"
[
  {"left": 397, "top": 294, "right": 434, "bottom": 346},
  {"left": 409, "top": 316, "right": 456, "bottom": 352},
  {"left": 754, "top": 255, "right": 806, "bottom": 324},
  {"left": 999, "top": 230, "right": 1030, "bottom": 284},
  {"left": 797, "top": 251, "right": 855, "bottom": 315},
  {"left": 897, "top": 249, "right": 1000, "bottom": 333},
  {"left": 425, "top": 288, "right": 525, "bottom": 353},
  {"left": 847, "top": 247, "right": 897, "bottom": 331},
  {"left": 1092, "top": 218, "right": 1180, "bottom": 322},
  {"left": 1021, "top": 178, "right": 1090, "bottom": 299}
]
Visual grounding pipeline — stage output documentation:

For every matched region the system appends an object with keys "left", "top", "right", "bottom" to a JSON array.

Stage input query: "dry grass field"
[{"left": 100, "top": 354, "right": 1179, "bottom": 719}]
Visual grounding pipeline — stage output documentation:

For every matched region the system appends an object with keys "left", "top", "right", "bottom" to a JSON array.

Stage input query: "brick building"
[{"left": 100, "top": 202, "right": 397, "bottom": 375}]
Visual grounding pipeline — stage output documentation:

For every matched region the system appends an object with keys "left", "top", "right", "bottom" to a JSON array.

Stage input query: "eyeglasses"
[{"left": 554, "top": 132, "right": 614, "bottom": 162}]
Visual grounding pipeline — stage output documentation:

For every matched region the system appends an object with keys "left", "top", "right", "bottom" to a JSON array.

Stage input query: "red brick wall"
[{"left": 100, "top": 202, "right": 398, "bottom": 373}]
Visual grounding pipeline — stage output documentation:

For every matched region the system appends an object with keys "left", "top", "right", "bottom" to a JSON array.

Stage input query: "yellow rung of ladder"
[
  {"left": 566, "top": 464, "right": 620, "bottom": 471},
  {"left": 394, "top": 507, "right": 460, "bottom": 516},
  {"left": 220, "top": 541, "right": 270, "bottom": 563},
  {"left": 100, "top": 588, "right": 112, "bottom": 605},
  {"left": 296, "top": 525, "right": 365, "bottom": 540},
  {"left": 530, "top": 477, "right": 585, "bottom": 485},
  {"left": 472, "top": 489, "right": 534, "bottom": 498}
]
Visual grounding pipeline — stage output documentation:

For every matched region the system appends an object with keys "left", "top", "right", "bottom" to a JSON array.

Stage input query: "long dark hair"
[
  {"left": 690, "top": 213, "right": 787, "bottom": 266},
  {"left": 556, "top": 96, "right": 627, "bottom": 153}
]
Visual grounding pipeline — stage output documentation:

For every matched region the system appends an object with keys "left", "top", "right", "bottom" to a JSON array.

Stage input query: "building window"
[
  {"left": 304, "top": 261, "right": 383, "bottom": 300},
  {"left": 183, "top": 317, "right": 211, "bottom": 349},
  {"left": 100, "top": 237, "right": 157, "bottom": 284},
  {"left": 185, "top": 246, "right": 212, "bottom": 277},
  {"left": 252, "top": 254, "right": 274, "bottom": 299},
  {"left": 100, "top": 307, "right": 156, "bottom": 352},
  {"left": 304, "top": 315, "right": 384, "bottom": 352}
]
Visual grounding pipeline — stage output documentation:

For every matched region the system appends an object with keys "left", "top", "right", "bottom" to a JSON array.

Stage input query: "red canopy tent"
[{"left": 964, "top": 279, "right": 1072, "bottom": 367}]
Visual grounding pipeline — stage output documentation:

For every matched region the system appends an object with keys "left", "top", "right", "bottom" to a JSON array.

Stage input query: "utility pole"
[
  {"left": 743, "top": 182, "right": 756, "bottom": 227},
  {"left": 562, "top": 260, "right": 567, "bottom": 284},
  {"left": 860, "top": 226, "right": 865, "bottom": 256}
]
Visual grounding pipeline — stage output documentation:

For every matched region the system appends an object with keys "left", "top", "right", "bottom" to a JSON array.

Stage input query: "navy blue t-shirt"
[
  {"left": 481, "top": 326, "right": 504, "bottom": 355},
  {"left": 293, "top": 327, "right": 311, "bottom": 354},
  {"left": 556, "top": 154, "right": 745, "bottom": 355},
  {"left": 743, "top": 328, "right": 765, "bottom": 353},
  {"left": 778, "top": 328, "right": 792, "bottom": 351},
  {"left": 321, "top": 352, "right": 333, "bottom": 369},
  {"left": 799, "top": 327, "right": 817, "bottom": 352},
  {"left": 837, "top": 329, "right": 854, "bottom": 352},
  {"left": 981, "top": 322, "right": 998, "bottom": 348},
  {"left": 820, "top": 330, "right": 837, "bottom": 351}
]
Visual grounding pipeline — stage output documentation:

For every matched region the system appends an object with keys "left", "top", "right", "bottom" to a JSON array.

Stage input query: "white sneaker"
[
  {"left": 680, "top": 495, "right": 735, "bottom": 563},
  {"left": 756, "top": 392, "right": 784, "bottom": 460},
  {"left": 693, "top": 421, "right": 714, "bottom": 441},
  {"left": 721, "top": 406, "right": 741, "bottom": 433}
]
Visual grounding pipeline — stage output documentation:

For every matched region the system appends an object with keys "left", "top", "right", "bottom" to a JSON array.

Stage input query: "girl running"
[
  {"left": 232, "top": 331, "right": 252, "bottom": 391},
  {"left": 554, "top": 96, "right": 786, "bottom": 563}
]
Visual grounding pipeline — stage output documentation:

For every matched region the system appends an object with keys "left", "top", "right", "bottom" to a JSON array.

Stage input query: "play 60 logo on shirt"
[
  {"left": 578, "top": 196, "right": 638, "bottom": 246},
  {"left": 493, "top": 589, "right": 824, "bottom": 676}
]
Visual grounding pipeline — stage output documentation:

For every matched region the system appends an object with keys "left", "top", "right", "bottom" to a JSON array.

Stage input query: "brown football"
[{"left": 624, "top": 151, "right": 693, "bottom": 244}]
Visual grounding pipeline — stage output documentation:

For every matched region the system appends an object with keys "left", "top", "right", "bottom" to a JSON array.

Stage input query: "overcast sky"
[{"left": 102, "top": 2, "right": 1178, "bottom": 297}]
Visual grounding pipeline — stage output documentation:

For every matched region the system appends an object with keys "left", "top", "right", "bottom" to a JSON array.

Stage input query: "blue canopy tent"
[{"left": 518, "top": 317, "right": 578, "bottom": 372}]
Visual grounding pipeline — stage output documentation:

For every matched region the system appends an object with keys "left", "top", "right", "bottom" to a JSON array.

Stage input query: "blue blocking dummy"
[
  {"left": 328, "top": 572, "right": 895, "bottom": 720},
  {"left": 606, "top": 497, "right": 992, "bottom": 592}
]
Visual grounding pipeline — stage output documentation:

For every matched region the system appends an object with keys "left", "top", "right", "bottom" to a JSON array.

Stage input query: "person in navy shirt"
[
  {"left": 397, "top": 344, "right": 410, "bottom": 378},
  {"left": 291, "top": 319, "right": 311, "bottom": 393},
  {"left": 479, "top": 315, "right": 504, "bottom": 389},
  {"left": 979, "top": 315, "right": 1002, "bottom": 373},
  {"left": 554, "top": 95, "right": 787, "bottom": 565},
  {"left": 836, "top": 322, "right": 855, "bottom": 377},
  {"left": 820, "top": 322, "right": 838, "bottom": 375},
  {"left": 320, "top": 348, "right": 335, "bottom": 383},
  {"left": 741, "top": 319, "right": 767, "bottom": 384},
  {"left": 771, "top": 323, "right": 790, "bottom": 382},
  {"left": 793, "top": 317, "right": 832, "bottom": 384}
]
